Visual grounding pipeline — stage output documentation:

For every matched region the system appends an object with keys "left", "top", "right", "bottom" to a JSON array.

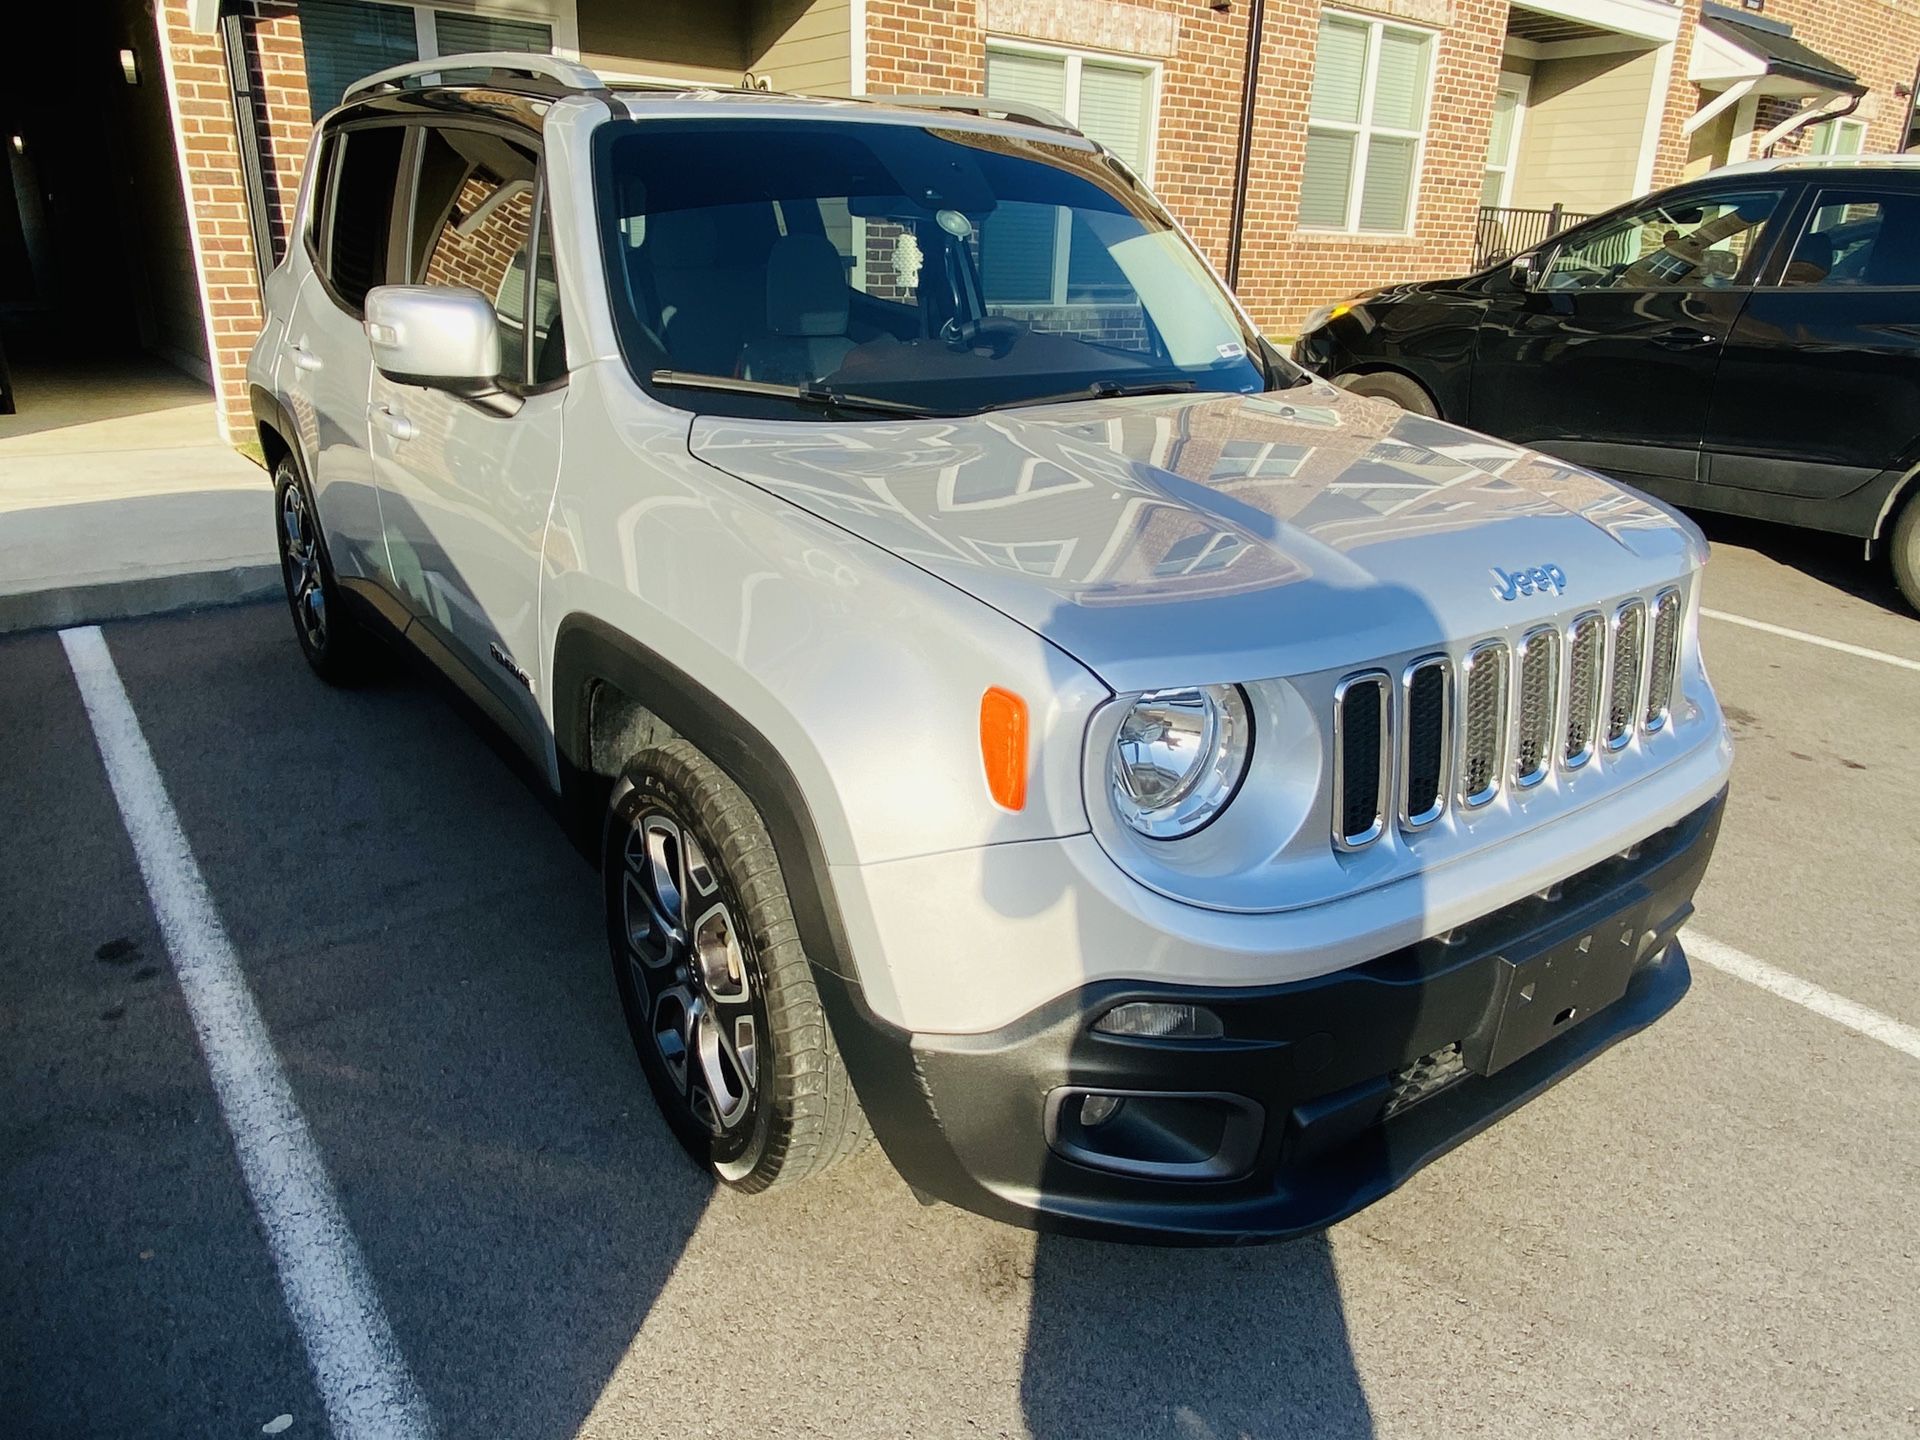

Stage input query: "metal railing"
[{"left": 1473, "top": 204, "right": 1595, "bottom": 269}]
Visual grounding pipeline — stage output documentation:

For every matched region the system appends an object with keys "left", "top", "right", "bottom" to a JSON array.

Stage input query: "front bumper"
[{"left": 818, "top": 790, "right": 1724, "bottom": 1245}]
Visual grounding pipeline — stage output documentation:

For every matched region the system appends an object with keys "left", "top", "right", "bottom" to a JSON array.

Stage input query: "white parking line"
[
  {"left": 1688, "top": 930, "right": 1920, "bottom": 1062},
  {"left": 1701, "top": 609, "right": 1920, "bottom": 675},
  {"left": 60, "top": 626, "right": 435, "bottom": 1440}
]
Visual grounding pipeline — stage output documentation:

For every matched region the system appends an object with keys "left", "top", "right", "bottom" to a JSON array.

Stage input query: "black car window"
[
  {"left": 410, "top": 126, "right": 539, "bottom": 384},
  {"left": 1542, "top": 189, "right": 1783, "bottom": 293},
  {"left": 322, "top": 125, "right": 407, "bottom": 313},
  {"left": 1782, "top": 191, "right": 1920, "bottom": 288}
]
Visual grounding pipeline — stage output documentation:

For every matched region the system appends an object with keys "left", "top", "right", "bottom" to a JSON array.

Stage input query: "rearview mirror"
[
  {"left": 1508, "top": 253, "right": 1537, "bottom": 290},
  {"left": 364, "top": 285, "right": 501, "bottom": 396}
]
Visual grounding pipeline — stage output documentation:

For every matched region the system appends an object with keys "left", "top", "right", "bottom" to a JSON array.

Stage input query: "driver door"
[{"left": 1470, "top": 185, "right": 1790, "bottom": 489}]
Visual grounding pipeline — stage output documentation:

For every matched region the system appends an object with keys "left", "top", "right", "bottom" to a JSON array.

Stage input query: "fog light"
[
  {"left": 1093, "top": 1001, "right": 1223, "bottom": 1039},
  {"left": 1078, "top": 1093, "right": 1124, "bottom": 1127}
]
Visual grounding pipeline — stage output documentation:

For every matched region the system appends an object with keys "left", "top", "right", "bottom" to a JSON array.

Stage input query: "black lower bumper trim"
[{"left": 817, "top": 790, "right": 1724, "bottom": 1245}]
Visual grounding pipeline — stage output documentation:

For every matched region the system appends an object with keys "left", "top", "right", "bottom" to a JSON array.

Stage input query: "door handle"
[
  {"left": 1652, "top": 329, "right": 1716, "bottom": 349},
  {"left": 371, "top": 404, "right": 415, "bottom": 441},
  {"left": 289, "top": 343, "right": 324, "bottom": 373}
]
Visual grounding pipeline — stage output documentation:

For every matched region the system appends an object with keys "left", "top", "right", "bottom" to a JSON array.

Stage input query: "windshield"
[{"left": 592, "top": 117, "right": 1285, "bottom": 418}]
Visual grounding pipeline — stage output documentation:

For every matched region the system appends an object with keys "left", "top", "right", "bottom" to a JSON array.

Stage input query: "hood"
[{"left": 688, "top": 382, "right": 1703, "bottom": 693}]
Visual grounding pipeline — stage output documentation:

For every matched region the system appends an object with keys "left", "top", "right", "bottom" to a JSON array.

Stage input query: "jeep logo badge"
[{"left": 1492, "top": 563, "right": 1568, "bottom": 601}]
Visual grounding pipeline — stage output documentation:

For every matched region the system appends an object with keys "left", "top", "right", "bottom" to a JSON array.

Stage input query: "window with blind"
[
  {"left": 1301, "top": 12, "right": 1434, "bottom": 234},
  {"left": 298, "top": 0, "right": 554, "bottom": 118},
  {"left": 982, "top": 42, "right": 1157, "bottom": 308}
]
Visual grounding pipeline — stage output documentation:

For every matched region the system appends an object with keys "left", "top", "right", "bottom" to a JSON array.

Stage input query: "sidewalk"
[{"left": 0, "top": 356, "right": 279, "bottom": 633}]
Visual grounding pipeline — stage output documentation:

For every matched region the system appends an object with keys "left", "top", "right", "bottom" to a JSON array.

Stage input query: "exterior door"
[
  {"left": 369, "top": 124, "right": 567, "bottom": 760},
  {"left": 283, "top": 123, "right": 409, "bottom": 583},
  {"left": 1702, "top": 185, "right": 1920, "bottom": 503},
  {"left": 1470, "top": 184, "right": 1791, "bottom": 488}
]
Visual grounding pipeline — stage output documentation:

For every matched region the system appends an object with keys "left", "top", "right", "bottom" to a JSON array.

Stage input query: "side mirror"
[
  {"left": 364, "top": 285, "right": 501, "bottom": 396},
  {"left": 1507, "top": 253, "right": 1537, "bottom": 291}
]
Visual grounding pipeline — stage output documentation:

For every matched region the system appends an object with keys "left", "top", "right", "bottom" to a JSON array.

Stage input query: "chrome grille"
[
  {"left": 1606, "top": 600, "right": 1646, "bottom": 750},
  {"left": 1645, "top": 588, "right": 1681, "bottom": 730},
  {"left": 1564, "top": 613, "right": 1605, "bottom": 768},
  {"left": 1513, "top": 627, "right": 1559, "bottom": 787},
  {"left": 1332, "top": 673, "right": 1390, "bottom": 849},
  {"left": 1399, "top": 657, "right": 1450, "bottom": 828},
  {"left": 1459, "top": 641, "right": 1509, "bottom": 808}
]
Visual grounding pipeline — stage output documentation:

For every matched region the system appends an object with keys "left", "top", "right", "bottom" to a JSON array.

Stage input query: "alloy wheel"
[
  {"left": 619, "top": 810, "right": 758, "bottom": 1135},
  {"left": 280, "top": 482, "right": 328, "bottom": 654}
]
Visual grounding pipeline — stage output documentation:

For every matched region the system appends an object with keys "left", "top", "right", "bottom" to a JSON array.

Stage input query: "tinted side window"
[
  {"left": 412, "top": 127, "right": 538, "bottom": 383},
  {"left": 1544, "top": 189, "right": 1782, "bottom": 292},
  {"left": 1783, "top": 191, "right": 1920, "bottom": 288},
  {"left": 324, "top": 126, "right": 406, "bottom": 313},
  {"left": 529, "top": 206, "right": 566, "bottom": 385}
]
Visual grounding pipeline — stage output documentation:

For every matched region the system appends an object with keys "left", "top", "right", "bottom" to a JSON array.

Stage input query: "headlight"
[{"left": 1109, "top": 685, "right": 1253, "bottom": 839}]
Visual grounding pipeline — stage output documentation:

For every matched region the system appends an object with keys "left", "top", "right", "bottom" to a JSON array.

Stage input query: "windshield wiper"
[
  {"left": 650, "top": 370, "right": 939, "bottom": 417},
  {"left": 971, "top": 378, "right": 1200, "bottom": 414}
]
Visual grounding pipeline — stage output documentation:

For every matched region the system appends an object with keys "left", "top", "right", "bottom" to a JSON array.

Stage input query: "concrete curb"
[{"left": 0, "top": 564, "right": 282, "bottom": 636}]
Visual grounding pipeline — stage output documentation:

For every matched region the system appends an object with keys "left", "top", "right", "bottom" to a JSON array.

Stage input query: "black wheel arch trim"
[{"left": 549, "top": 613, "right": 972, "bottom": 1196}]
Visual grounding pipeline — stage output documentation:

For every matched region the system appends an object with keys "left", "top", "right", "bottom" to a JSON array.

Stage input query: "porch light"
[{"left": 120, "top": 48, "right": 140, "bottom": 85}]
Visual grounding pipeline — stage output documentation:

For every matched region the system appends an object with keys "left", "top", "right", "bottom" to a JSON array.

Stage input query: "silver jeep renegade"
[{"left": 248, "top": 54, "right": 1732, "bottom": 1243}]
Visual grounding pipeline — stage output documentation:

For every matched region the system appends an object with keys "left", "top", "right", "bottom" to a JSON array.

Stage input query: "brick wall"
[{"left": 154, "top": 0, "right": 313, "bottom": 442}]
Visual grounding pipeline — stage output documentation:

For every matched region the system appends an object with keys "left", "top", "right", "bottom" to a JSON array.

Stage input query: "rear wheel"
[
  {"left": 604, "top": 739, "right": 868, "bottom": 1190},
  {"left": 274, "top": 456, "right": 369, "bottom": 683},
  {"left": 1337, "top": 370, "right": 1439, "bottom": 418},
  {"left": 1890, "top": 491, "right": 1920, "bottom": 614}
]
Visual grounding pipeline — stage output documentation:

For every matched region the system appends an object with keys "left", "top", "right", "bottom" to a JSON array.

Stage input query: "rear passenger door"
[
  {"left": 1701, "top": 185, "right": 1920, "bottom": 503},
  {"left": 284, "top": 122, "right": 408, "bottom": 586},
  {"left": 368, "top": 123, "right": 567, "bottom": 764}
]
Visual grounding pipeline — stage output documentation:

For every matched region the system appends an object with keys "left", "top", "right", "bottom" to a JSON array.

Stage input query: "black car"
[{"left": 1292, "top": 158, "right": 1920, "bottom": 609}]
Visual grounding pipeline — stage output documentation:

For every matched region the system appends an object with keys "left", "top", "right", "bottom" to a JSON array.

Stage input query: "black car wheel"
[
  {"left": 604, "top": 739, "right": 868, "bottom": 1190},
  {"left": 273, "top": 456, "right": 369, "bottom": 683},
  {"left": 1338, "top": 371, "right": 1439, "bottom": 418}
]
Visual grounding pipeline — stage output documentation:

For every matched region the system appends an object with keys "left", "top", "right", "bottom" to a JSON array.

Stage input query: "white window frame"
[
  {"left": 1304, "top": 9, "right": 1439, "bottom": 237},
  {"left": 325, "top": 0, "right": 579, "bottom": 63},
  {"left": 1482, "top": 75, "right": 1529, "bottom": 211},
  {"left": 982, "top": 37, "right": 1162, "bottom": 184},
  {"left": 1808, "top": 116, "right": 1868, "bottom": 157}
]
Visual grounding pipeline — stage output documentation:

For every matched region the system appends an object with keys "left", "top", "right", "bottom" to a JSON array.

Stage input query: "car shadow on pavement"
[
  {"left": 1690, "top": 510, "right": 1908, "bottom": 614},
  {"left": 1022, "top": 1233, "right": 1375, "bottom": 1439}
]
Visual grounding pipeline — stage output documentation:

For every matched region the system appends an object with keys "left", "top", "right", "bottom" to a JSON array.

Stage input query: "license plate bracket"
[{"left": 1461, "top": 908, "right": 1648, "bottom": 1075}]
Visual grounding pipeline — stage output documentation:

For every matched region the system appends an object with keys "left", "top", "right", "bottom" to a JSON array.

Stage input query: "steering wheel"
[{"left": 940, "top": 316, "right": 1022, "bottom": 357}]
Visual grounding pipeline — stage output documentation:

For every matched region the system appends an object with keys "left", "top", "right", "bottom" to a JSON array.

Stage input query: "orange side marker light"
[{"left": 980, "top": 687, "right": 1029, "bottom": 812}]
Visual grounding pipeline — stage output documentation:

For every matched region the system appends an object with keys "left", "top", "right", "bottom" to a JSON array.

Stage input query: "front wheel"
[
  {"left": 604, "top": 739, "right": 868, "bottom": 1190},
  {"left": 1336, "top": 370, "right": 1439, "bottom": 418},
  {"left": 1891, "top": 491, "right": 1920, "bottom": 615}
]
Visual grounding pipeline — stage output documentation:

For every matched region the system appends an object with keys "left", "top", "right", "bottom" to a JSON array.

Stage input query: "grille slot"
[
  {"left": 1606, "top": 600, "right": 1646, "bottom": 749},
  {"left": 1458, "top": 641, "right": 1509, "bottom": 808},
  {"left": 1332, "top": 672, "right": 1390, "bottom": 849},
  {"left": 1399, "top": 657, "right": 1450, "bottom": 829},
  {"left": 1513, "top": 627, "right": 1559, "bottom": 787},
  {"left": 1645, "top": 588, "right": 1681, "bottom": 731},
  {"left": 1564, "top": 613, "right": 1604, "bottom": 769}
]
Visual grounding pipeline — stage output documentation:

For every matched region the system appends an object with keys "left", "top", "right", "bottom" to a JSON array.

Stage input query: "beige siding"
[
  {"left": 751, "top": 0, "right": 852, "bottom": 96},
  {"left": 1508, "top": 46, "right": 1658, "bottom": 214},
  {"left": 578, "top": 0, "right": 749, "bottom": 84}
]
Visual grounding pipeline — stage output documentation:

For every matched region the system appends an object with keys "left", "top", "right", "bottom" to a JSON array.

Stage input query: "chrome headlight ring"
[{"left": 1108, "top": 684, "right": 1254, "bottom": 840}]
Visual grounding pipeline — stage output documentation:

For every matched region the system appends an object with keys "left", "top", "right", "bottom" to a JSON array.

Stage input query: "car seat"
[{"left": 738, "top": 234, "right": 856, "bottom": 386}]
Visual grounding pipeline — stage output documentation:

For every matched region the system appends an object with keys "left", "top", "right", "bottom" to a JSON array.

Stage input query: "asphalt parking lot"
[{"left": 4, "top": 513, "right": 1918, "bottom": 1439}]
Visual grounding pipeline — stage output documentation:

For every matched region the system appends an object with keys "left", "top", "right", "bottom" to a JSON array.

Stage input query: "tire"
[
  {"left": 604, "top": 739, "right": 868, "bottom": 1191},
  {"left": 273, "top": 456, "right": 370, "bottom": 683},
  {"left": 1337, "top": 370, "right": 1439, "bottom": 418},
  {"left": 1892, "top": 491, "right": 1920, "bottom": 615}
]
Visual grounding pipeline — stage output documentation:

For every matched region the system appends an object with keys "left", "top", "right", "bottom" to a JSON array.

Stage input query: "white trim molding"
[
  {"left": 1507, "top": 0, "right": 1679, "bottom": 45},
  {"left": 1632, "top": 39, "right": 1676, "bottom": 196}
]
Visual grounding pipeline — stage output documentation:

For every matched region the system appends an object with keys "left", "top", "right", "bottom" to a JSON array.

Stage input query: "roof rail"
[
  {"left": 342, "top": 51, "right": 604, "bottom": 102},
  {"left": 1705, "top": 151, "right": 1920, "bottom": 178},
  {"left": 874, "top": 93, "right": 1081, "bottom": 137}
]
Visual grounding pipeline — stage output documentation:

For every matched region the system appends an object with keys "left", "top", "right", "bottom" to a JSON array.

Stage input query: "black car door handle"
[{"left": 1651, "top": 329, "right": 1717, "bottom": 349}]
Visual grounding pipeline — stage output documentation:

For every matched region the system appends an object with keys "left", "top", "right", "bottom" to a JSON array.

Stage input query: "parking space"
[{"left": 4, "top": 524, "right": 1918, "bottom": 1438}]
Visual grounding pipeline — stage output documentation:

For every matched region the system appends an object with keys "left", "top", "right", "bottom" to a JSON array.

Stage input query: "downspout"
[
  {"left": 1759, "top": 90, "right": 1861, "bottom": 158},
  {"left": 218, "top": 2, "right": 278, "bottom": 287},
  {"left": 1225, "top": 0, "right": 1266, "bottom": 293}
]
